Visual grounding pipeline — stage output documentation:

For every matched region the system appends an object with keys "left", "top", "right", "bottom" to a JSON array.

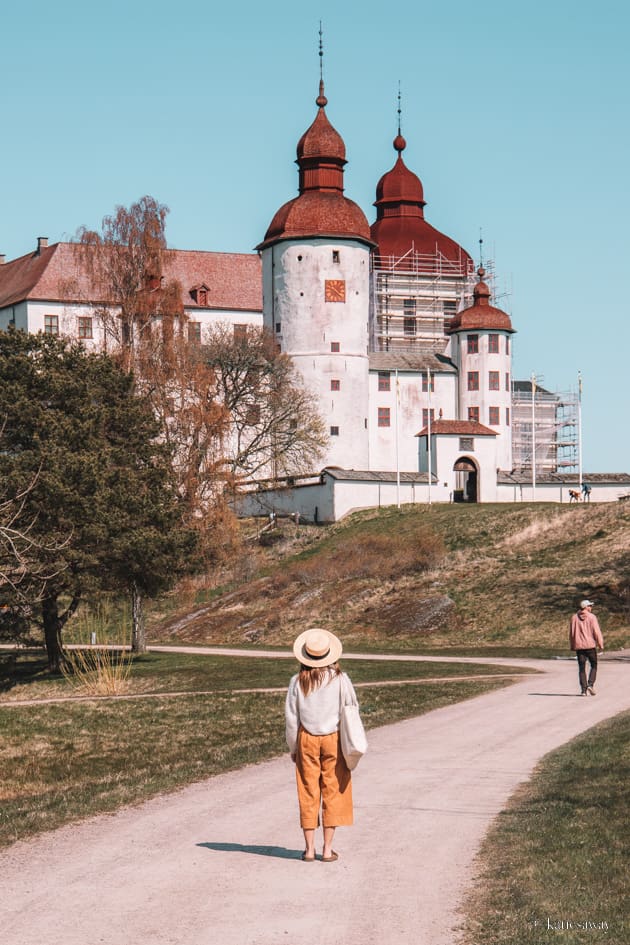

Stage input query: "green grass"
[
  {"left": 0, "top": 650, "right": 517, "bottom": 847},
  {"left": 0, "top": 649, "right": 530, "bottom": 702},
  {"left": 461, "top": 710, "right": 630, "bottom": 944}
]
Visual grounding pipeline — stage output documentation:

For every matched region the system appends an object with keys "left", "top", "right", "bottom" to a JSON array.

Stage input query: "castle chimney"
[
  {"left": 37, "top": 237, "right": 49, "bottom": 254},
  {"left": 0, "top": 254, "right": 6, "bottom": 265}
]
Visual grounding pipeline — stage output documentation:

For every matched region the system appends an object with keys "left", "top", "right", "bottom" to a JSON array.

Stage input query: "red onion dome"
[{"left": 447, "top": 267, "right": 514, "bottom": 333}]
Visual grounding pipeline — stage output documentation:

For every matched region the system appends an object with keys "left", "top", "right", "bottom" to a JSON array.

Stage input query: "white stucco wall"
[
  {"left": 368, "top": 369, "right": 458, "bottom": 472},
  {"left": 496, "top": 483, "right": 630, "bottom": 504},
  {"left": 184, "top": 308, "right": 262, "bottom": 341},
  {"left": 262, "top": 238, "right": 371, "bottom": 470},
  {"left": 2, "top": 300, "right": 263, "bottom": 350},
  {"left": 451, "top": 329, "right": 512, "bottom": 470}
]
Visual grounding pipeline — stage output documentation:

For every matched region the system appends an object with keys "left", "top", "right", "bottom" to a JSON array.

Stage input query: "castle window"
[
  {"left": 198, "top": 288, "right": 207, "bottom": 307},
  {"left": 332, "top": 250, "right": 340, "bottom": 263},
  {"left": 45, "top": 314, "right": 59, "bottom": 335},
  {"left": 505, "top": 372, "right": 510, "bottom": 391},
  {"left": 488, "top": 334, "right": 499, "bottom": 353},
  {"left": 330, "top": 341, "right": 340, "bottom": 352},
  {"left": 403, "top": 317, "right": 416, "bottom": 336},
  {"left": 467, "top": 371, "right": 479, "bottom": 391},
  {"left": 404, "top": 298, "right": 416, "bottom": 316},
  {"left": 234, "top": 324, "right": 247, "bottom": 344},
  {"left": 422, "top": 374, "right": 435, "bottom": 392},
  {"left": 422, "top": 408, "right": 435, "bottom": 426},
  {"left": 467, "top": 334, "right": 479, "bottom": 353},
  {"left": 275, "top": 322, "right": 281, "bottom": 333},
  {"left": 459, "top": 437, "right": 474, "bottom": 451},
  {"left": 378, "top": 371, "right": 391, "bottom": 391},
  {"left": 330, "top": 379, "right": 340, "bottom": 391},
  {"left": 506, "top": 407, "right": 510, "bottom": 425},
  {"left": 378, "top": 407, "right": 390, "bottom": 427},
  {"left": 330, "top": 426, "right": 339, "bottom": 436},
  {"left": 188, "top": 322, "right": 201, "bottom": 344},
  {"left": 488, "top": 406, "right": 500, "bottom": 425},
  {"left": 246, "top": 405, "right": 261, "bottom": 425},
  {"left": 468, "top": 406, "right": 479, "bottom": 422},
  {"left": 489, "top": 371, "right": 500, "bottom": 390},
  {"left": 506, "top": 336, "right": 510, "bottom": 355},
  {"left": 78, "top": 316, "right": 93, "bottom": 339}
]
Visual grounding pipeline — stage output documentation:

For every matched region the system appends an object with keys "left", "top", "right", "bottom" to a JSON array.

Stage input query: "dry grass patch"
[{"left": 139, "top": 501, "right": 630, "bottom": 651}]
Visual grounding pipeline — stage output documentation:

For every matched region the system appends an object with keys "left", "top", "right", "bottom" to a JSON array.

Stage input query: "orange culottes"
[{"left": 295, "top": 728, "right": 353, "bottom": 829}]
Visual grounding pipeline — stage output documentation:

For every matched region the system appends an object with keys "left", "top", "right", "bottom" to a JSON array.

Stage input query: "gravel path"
[{"left": 2, "top": 655, "right": 629, "bottom": 945}]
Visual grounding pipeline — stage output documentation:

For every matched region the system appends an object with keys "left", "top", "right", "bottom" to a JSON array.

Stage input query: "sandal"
[
  {"left": 321, "top": 850, "right": 339, "bottom": 862},
  {"left": 301, "top": 851, "right": 315, "bottom": 861}
]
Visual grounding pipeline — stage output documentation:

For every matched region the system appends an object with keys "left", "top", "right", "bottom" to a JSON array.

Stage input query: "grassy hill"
[{"left": 150, "top": 501, "right": 630, "bottom": 654}]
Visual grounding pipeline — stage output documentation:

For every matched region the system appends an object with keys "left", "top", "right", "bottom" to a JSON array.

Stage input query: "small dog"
[{"left": 568, "top": 489, "right": 581, "bottom": 503}]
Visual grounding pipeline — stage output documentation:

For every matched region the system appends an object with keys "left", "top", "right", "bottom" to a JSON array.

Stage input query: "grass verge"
[
  {"left": 0, "top": 649, "right": 530, "bottom": 703},
  {"left": 460, "top": 710, "right": 630, "bottom": 944},
  {"left": 0, "top": 652, "right": 516, "bottom": 848}
]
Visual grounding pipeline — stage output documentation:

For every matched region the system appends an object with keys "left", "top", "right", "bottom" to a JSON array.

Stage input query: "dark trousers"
[{"left": 576, "top": 648, "right": 598, "bottom": 692}]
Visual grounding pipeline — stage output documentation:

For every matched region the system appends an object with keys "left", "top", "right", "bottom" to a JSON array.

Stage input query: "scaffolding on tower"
[
  {"left": 370, "top": 245, "right": 475, "bottom": 354},
  {"left": 510, "top": 381, "right": 580, "bottom": 475}
]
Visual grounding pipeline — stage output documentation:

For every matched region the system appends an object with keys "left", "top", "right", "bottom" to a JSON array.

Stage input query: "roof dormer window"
[{"left": 190, "top": 284, "right": 210, "bottom": 306}]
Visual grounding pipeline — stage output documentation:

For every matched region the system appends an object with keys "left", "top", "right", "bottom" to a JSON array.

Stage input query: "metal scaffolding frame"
[
  {"left": 370, "top": 247, "right": 475, "bottom": 354},
  {"left": 511, "top": 384, "right": 579, "bottom": 474}
]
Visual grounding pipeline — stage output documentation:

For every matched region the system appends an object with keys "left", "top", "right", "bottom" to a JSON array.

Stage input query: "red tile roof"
[
  {"left": 448, "top": 266, "right": 513, "bottom": 333},
  {"left": 371, "top": 135, "right": 472, "bottom": 270},
  {"left": 259, "top": 191, "right": 371, "bottom": 248},
  {"left": 0, "top": 243, "right": 262, "bottom": 312},
  {"left": 416, "top": 419, "right": 498, "bottom": 437}
]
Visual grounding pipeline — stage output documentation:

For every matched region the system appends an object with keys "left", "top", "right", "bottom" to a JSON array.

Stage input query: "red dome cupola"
[
  {"left": 371, "top": 133, "right": 472, "bottom": 273},
  {"left": 257, "top": 81, "right": 371, "bottom": 249},
  {"left": 447, "top": 266, "right": 514, "bottom": 333}
]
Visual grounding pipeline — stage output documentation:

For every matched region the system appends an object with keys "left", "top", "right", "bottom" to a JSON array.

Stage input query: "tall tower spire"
[{"left": 317, "top": 22, "right": 327, "bottom": 107}]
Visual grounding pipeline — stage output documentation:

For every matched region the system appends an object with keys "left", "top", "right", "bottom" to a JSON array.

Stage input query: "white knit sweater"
[{"left": 285, "top": 670, "right": 358, "bottom": 754}]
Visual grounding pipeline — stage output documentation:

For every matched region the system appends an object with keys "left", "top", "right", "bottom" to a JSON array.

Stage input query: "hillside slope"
[{"left": 151, "top": 502, "right": 630, "bottom": 653}]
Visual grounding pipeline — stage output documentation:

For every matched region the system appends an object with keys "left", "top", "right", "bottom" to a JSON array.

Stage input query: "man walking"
[{"left": 569, "top": 599, "right": 604, "bottom": 696}]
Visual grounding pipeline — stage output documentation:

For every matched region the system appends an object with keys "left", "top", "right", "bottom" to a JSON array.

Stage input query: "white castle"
[{"left": 1, "top": 77, "right": 627, "bottom": 519}]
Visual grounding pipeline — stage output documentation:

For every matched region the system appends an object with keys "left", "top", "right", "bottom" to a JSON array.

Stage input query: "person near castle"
[
  {"left": 285, "top": 628, "right": 358, "bottom": 862},
  {"left": 569, "top": 600, "right": 604, "bottom": 695}
]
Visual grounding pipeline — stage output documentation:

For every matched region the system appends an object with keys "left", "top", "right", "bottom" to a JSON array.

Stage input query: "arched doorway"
[{"left": 453, "top": 457, "right": 478, "bottom": 503}]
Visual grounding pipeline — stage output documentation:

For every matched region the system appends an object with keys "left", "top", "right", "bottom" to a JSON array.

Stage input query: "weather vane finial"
[
  {"left": 319, "top": 21, "right": 323, "bottom": 82},
  {"left": 479, "top": 228, "right": 484, "bottom": 268},
  {"left": 316, "top": 22, "right": 327, "bottom": 107},
  {"left": 397, "top": 80, "right": 402, "bottom": 135}
]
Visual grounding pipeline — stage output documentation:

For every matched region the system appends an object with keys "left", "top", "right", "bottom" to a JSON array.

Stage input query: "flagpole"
[
  {"left": 531, "top": 372, "right": 536, "bottom": 500},
  {"left": 395, "top": 369, "right": 400, "bottom": 508},
  {"left": 577, "top": 371, "right": 583, "bottom": 492},
  {"left": 427, "top": 368, "right": 432, "bottom": 506}
]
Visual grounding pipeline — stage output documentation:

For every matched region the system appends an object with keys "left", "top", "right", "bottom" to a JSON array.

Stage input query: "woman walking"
[{"left": 285, "top": 628, "right": 359, "bottom": 862}]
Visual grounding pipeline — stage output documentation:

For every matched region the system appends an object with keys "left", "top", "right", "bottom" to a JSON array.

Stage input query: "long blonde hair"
[{"left": 298, "top": 661, "right": 341, "bottom": 696}]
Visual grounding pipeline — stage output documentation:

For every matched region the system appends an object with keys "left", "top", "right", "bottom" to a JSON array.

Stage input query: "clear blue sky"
[{"left": 3, "top": 0, "right": 629, "bottom": 472}]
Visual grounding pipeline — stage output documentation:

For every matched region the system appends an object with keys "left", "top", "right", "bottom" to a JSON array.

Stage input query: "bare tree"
[
  {"left": 204, "top": 325, "right": 327, "bottom": 481},
  {"left": 77, "top": 196, "right": 174, "bottom": 368},
  {"left": 75, "top": 198, "right": 238, "bottom": 569}
]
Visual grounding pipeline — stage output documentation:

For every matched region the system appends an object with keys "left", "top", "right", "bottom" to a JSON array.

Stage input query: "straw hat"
[{"left": 293, "top": 628, "right": 343, "bottom": 668}]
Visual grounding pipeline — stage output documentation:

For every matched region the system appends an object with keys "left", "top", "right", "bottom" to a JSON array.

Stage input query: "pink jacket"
[{"left": 569, "top": 610, "right": 604, "bottom": 650}]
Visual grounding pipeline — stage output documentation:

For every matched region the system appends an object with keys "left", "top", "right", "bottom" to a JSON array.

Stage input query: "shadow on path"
[
  {"left": 528, "top": 693, "right": 581, "bottom": 698},
  {"left": 197, "top": 842, "right": 303, "bottom": 860}
]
